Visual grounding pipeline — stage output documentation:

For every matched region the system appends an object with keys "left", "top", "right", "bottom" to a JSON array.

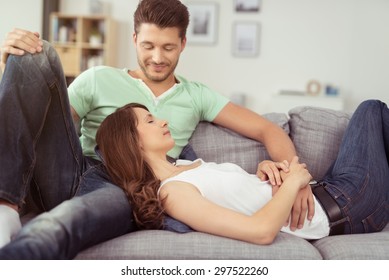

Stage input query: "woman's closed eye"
[{"left": 144, "top": 114, "right": 155, "bottom": 123}]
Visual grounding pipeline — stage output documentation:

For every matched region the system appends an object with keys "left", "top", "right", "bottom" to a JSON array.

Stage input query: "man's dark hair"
[{"left": 134, "top": 0, "right": 190, "bottom": 39}]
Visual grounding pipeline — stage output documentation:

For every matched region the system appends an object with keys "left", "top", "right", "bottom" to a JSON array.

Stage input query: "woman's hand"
[
  {"left": 256, "top": 159, "right": 290, "bottom": 186},
  {"left": 281, "top": 156, "right": 312, "bottom": 189},
  {"left": 1, "top": 28, "right": 42, "bottom": 72}
]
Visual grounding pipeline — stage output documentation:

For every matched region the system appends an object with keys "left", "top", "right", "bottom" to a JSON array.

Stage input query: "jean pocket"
[{"left": 362, "top": 201, "right": 387, "bottom": 233}]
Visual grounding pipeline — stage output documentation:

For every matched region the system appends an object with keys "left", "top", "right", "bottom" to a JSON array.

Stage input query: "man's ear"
[
  {"left": 132, "top": 32, "right": 137, "bottom": 46},
  {"left": 181, "top": 36, "right": 187, "bottom": 52}
]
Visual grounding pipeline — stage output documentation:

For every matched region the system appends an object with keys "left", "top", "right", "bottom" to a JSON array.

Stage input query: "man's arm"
[
  {"left": 213, "top": 102, "right": 296, "bottom": 161},
  {"left": 71, "top": 107, "right": 81, "bottom": 135},
  {"left": 213, "top": 102, "right": 315, "bottom": 231}
]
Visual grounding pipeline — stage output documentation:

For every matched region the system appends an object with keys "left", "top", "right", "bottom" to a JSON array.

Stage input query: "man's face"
[{"left": 134, "top": 23, "right": 186, "bottom": 82}]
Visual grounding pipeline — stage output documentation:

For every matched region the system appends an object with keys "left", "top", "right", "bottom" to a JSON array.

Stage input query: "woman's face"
[{"left": 134, "top": 107, "right": 175, "bottom": 154}]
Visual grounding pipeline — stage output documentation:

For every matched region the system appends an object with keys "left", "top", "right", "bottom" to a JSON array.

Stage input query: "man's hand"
[
  {"left": 288, "top": 185, "right": 315, "bottom": 231},
  {"left": 256, "top": 159, "right": 290, "bottom": 186},
  {"left": 275, "top": 157, "right": 315, "bottom": 231},
  {"left": 1, "top": 28, "right": 43, "bottom": 72}
]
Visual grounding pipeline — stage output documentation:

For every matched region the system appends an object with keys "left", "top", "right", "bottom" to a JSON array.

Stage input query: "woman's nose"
[{"left": 159, "top": 119, "right": 168, "bottom": 127}]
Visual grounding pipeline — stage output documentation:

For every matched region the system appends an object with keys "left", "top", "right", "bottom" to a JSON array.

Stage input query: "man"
[{"left": 0, "top": 0, "right": 313, "bottom": 259}]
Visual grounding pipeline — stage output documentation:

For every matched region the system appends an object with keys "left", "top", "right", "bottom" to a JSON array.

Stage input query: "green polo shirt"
[{"left": 68, "top": 66, "right": 229, "bottom": 159}]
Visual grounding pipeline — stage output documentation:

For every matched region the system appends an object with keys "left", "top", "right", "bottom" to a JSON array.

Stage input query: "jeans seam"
[
  {"left": 20, "top": 87, "right": 52, "bottom": 209},
  {"left": 74, "top": 163, "right": 105, "bottom": 197},
  {"left": 49, "top": 81, "right": 82, "bottom": 171}
]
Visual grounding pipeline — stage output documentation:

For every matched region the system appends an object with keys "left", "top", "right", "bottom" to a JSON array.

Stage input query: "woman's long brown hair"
[{"left": 95, "top": 103, "right": 165, "bottom": 229}]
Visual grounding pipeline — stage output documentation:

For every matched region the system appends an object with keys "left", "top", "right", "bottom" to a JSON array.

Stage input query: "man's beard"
[{"left": 138, "top": 58, "right": 178, "bottom": 82}]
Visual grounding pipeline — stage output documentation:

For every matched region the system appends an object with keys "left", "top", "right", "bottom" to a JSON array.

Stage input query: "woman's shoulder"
[
  {"left": 159, "top": 179, "right": 202, "bottom": 200},
  {"left": 161, "top": 159, "right": 203, "bottom": 184},
  {"left": 174, "top": 158, "right": 204, "bottom": 166}
]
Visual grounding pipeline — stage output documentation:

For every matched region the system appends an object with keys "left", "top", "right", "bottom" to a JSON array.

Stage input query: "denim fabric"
[
  {"left": 322, "top": 100, "right": 389, "bottom": 234},
  {"left": 178, "top": 144, "right": 198, "bottom": 161},
  {"left": 0, "top": 41, "right": 83, "bottom": 208},
  {"left": 0, "top": 41, "right": 189, "bottom": 259}
]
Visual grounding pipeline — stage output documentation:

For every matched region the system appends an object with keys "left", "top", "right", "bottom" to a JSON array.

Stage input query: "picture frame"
[
  {"left": 232, "top": 22, "right": 260, "bottom": 57},
  {"left": 234, "top": 0, "right": 262, "bottom": 13},
  {"left": 186, "top": 3, "right": 218, "bottom": 45}
]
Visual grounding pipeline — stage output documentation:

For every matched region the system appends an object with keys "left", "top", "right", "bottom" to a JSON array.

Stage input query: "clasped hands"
[{"left": 256, "top": 157, "right": 315, "bottom": 231}]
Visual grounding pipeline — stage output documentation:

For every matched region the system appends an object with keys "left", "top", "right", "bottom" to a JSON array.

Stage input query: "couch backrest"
[
  {"left": 189, "top": 113, "right": 289, "bottom": 174},
  {"left": 189, "top": 106, "right": 351, "bottom": 180}
]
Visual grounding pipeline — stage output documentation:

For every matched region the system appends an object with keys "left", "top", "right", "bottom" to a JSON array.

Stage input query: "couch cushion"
[
  {"left": 288, "top": 106, "right": 351, "bottom": 180},
  {"left": 75, "top": 230, "right": 322, "bottom": 260},
  {"left": 311, "top": 224, "right": 389, "bottom": 259},
  {"left": 189, "top": 113, "right": 289, "bottom": 174}
]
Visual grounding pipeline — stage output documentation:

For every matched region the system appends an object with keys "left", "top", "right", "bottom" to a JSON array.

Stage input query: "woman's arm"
[
  {"left": 213, "top": 102, "right": 315, "bottom": 230},
  {"left": 160, "top": 157, "right": 312, "bottom": 245}
]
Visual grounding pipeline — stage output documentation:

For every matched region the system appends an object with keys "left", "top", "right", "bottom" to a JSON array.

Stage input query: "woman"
[{"left": 96, "top": 101, "right": 389, "bottom": 245}]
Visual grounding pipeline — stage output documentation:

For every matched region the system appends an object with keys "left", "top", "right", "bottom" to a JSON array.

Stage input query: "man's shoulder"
[
  {"left": 72, "top": 66, "right": 128, "bottom": 87},
  {"left": 176, "top": 75, "right": 211, "bottom": 91},
  {"left": 85, "top": 65, "right": 125, "bottom": 76}
]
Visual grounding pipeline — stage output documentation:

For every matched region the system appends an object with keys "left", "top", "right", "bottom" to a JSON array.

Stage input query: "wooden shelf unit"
[{"left": 49, "top": 13, "right": 116, "bottom": 79}]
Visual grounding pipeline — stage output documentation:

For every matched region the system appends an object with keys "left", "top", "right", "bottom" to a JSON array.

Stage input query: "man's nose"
[{"left": 152, "top": 49, "right": 163, "bottom": 64}]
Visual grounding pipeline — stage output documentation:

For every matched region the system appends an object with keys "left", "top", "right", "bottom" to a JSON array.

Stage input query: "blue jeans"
[
  {"left": 0, "top": 41, "right": 192, "bottom": 260},
  {"left": 322, "top": 100, "right": 389, "bottom": 234}
]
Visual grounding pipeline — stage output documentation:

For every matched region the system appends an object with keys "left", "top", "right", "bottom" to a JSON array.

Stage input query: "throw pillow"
[{"left": 288, "top": 106, "right": 351, "bottom": 180}]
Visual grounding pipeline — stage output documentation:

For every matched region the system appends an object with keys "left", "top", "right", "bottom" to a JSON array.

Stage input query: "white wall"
[
  {"left": 178, "top": 0, "right": 389, "bottom": 113},
  {"left": 0, "top": 0, "right": 43, "bottom": 41},
  {"left": 2, "top": 0, "right": 388, "bottom": 113}
]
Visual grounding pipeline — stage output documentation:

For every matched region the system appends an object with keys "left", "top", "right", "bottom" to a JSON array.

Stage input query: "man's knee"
[
  {"left": 359, "top": 99, "right": 384, "bottom": 111},
  {"left": 9, "top": 40, "right": 58, "bottom": 69},
  {"left": 41, "top": 40, "right": 60, "bottom": 62}
]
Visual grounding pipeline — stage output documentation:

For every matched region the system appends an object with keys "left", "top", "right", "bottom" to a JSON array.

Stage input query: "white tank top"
[{"left": 160, "top": 159, "right": 330, "bottom": 239}]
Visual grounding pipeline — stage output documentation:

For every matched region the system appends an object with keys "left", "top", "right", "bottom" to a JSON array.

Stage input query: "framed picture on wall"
[
  {"left": 234, "top": 0, "right": 262, "bottom": 13},
  {"left": 186, "top": 3, "right": 218, "bottom": 44},
  {"left": 232, "top": 22, "right": 260, "bottom": 57}
]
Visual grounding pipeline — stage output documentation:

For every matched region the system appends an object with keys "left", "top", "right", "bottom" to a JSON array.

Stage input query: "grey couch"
[{"left": 74, "top": 106, "right": 389, "bottom": 260}]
